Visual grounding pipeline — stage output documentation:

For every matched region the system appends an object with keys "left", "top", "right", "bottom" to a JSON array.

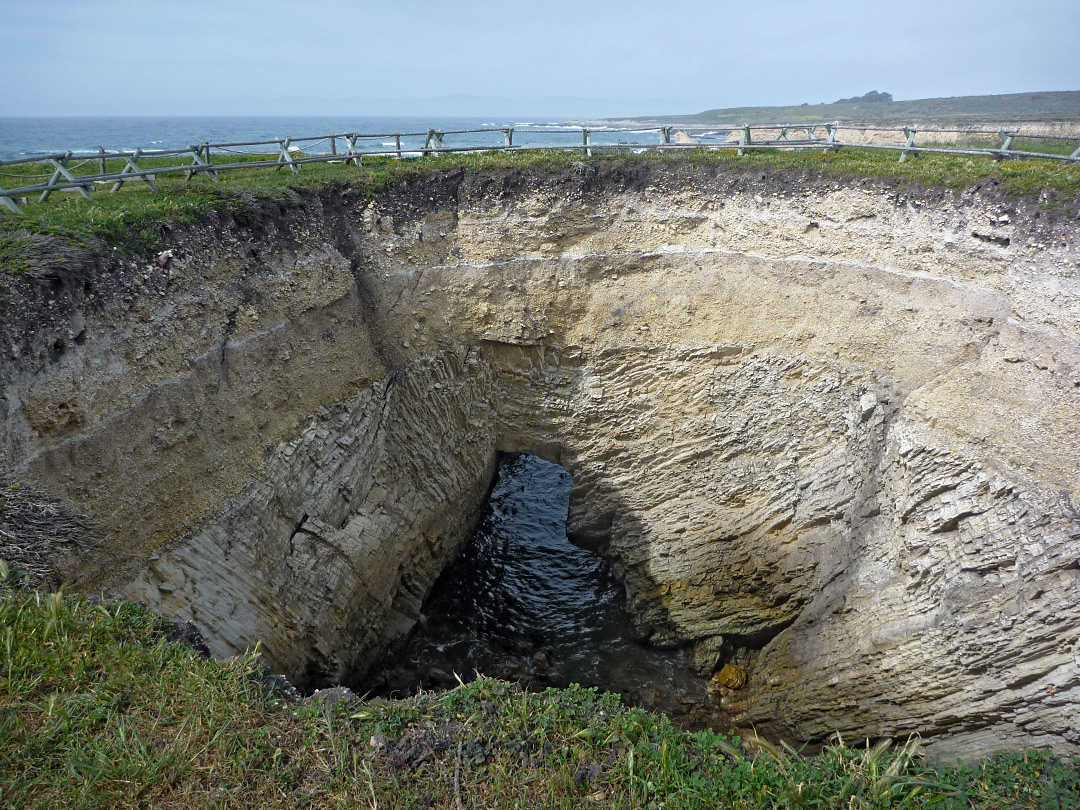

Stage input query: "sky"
[{"left": 1, "top": 0, "right": 1078, "bottom": 118}]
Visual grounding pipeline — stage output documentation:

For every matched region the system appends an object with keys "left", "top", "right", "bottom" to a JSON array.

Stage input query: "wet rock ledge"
[{"left": 1, "top": 160, "right": 1078, "bottom": 761}]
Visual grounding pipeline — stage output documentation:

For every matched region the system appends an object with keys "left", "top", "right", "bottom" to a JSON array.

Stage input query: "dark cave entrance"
[{"left": 368, "top": 452, "right": 707, "bottom": 716}]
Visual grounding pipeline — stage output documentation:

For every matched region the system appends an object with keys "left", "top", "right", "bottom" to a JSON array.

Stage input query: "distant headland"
[{"left": 591, "top": 89, "right": 1080, "bottom": 127}]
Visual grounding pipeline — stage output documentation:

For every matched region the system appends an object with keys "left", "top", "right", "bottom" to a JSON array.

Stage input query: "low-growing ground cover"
[{"left": 2, "top": 564, "right": 1078, "bottom": 809}]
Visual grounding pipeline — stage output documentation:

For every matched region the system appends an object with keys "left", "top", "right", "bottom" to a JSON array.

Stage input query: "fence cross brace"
[
  {"left": 112, "top": 148, "right": 157, "bottom": 192},
  {"left": 40, "top": 153, "right": 92, "bottom": 203},
  {"left": 276, "top": 138, "right": 299, "bottom": 173},
  {"left": 900, "top": 126, "right": 919, "bottom": 163},
  {"left": 824, "top": 123, "right": 840, "bottom": 153},
  {"left": 343, "top": 134, "right": 362, "bottom": 166},
  {"left": 996, "top": 130, "right": 1016, "bottom": 161},
  {"left": 1071, "top": 140, "right": 1080, "bottom": 160},
  {"left": 185, "top": 144, "right": 219, "bottom": 182},
  {"left": 0, "top": 185, "right": 21, "bottom": 214},
  {"left": 771, "top": 127, "right": 790, "bottom": 143},
  {"left": 424, "top": 130, "right": 445, "bottom": 155}
]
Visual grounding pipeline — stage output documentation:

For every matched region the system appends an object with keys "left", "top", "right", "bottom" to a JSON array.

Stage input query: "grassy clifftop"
[
  {"left": 2, "top": 567, "right": 1080, "bottom": 809},
  {"left": 3, "top": 147, "right": 1079, "bottom": 280}
]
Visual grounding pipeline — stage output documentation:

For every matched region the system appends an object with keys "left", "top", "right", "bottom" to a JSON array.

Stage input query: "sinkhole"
[{"left": 365, "top": 452, "right": 708, "bottom": 717}]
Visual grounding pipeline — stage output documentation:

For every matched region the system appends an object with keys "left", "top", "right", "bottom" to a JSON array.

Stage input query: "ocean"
[{"left": 0, "top": 115, "right": 687, "bottom": 161}]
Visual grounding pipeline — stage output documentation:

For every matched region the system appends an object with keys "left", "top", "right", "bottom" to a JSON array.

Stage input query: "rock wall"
[{"left": 1, "top": 161, "right": 1078, "bottom": 758}]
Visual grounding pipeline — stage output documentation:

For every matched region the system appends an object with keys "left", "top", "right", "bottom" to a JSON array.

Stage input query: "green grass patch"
[{"left": 2, "top": 562, "right": 1079, "bottom": 809}]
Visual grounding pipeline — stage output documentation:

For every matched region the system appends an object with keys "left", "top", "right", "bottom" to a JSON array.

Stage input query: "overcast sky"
[{"left": 2, "top": 0, "right": 1077, "bottom": 118}]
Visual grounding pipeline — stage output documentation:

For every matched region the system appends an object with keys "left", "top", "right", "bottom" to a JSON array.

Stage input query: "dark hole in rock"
[{"left": 365, "top": 452, "right": 708, "bottom": 719}]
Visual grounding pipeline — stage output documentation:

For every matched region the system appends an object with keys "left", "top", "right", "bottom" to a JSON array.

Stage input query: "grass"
[
  {"left": 2, "top": 562, "right": 1079, "bottom": 809},
  {"left": 2, "top": 145, "right": 1079, "bottom": 277}
]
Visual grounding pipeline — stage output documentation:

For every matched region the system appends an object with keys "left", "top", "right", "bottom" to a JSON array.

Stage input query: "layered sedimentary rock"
[{"left": 1, "top": 161, "right": 1078, "bottom": 759}]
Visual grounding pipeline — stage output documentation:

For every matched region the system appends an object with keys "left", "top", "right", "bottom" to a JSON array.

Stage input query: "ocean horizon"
[{"left": 0, "top": 115, "right": 730, "bottom": 161}]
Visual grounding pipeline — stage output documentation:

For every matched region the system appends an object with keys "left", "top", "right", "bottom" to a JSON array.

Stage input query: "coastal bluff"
[{"left": 2, "top": 160, "right": 1078, "bottom": 760}]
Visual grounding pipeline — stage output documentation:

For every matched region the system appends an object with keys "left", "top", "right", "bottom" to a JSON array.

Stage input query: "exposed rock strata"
[{"left": 1, "top": 162, "right": 1078, "bottom": 759}]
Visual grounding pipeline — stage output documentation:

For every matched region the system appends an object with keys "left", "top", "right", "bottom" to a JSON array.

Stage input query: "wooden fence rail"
[{"left": 2, "top": 123, "right": 1078, "bottom": 214}]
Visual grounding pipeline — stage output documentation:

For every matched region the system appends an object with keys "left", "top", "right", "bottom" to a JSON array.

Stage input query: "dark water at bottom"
[{"left": 376, "top": 453, "right": 706, "bottom": 716}]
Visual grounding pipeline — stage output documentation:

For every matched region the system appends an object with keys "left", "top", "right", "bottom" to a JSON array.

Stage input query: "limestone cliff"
[{"left": 1, "top": 161, "right": 1078, "bottom": 760}]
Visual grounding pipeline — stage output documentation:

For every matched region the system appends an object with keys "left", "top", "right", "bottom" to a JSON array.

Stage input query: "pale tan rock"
[{"left": 1, "top": 162, "right": 1077, "bottom": 759}]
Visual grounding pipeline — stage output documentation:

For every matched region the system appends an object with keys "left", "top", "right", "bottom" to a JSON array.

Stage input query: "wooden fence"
[{"left": 2, "top": 123, "right": 1078, "bottom": 215}]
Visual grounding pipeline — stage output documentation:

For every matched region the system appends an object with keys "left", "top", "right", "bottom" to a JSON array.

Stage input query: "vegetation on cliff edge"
[
  {"left": 2, "top": 564, "right": 1078, "bottom": 810},
  {"left": 2, "top": 147, "right": 1079, "bottom": 278}
]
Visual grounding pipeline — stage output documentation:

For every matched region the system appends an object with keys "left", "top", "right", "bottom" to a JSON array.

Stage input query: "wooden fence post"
[
  {"left": 504, "top": 127, "right": 514, "bottom": 147},
  {"left": 582, "top": 128, "right": 591, "bottom": 157},
  {"left": 98, "top": 146, "right": 107, "bottom": 175},
  {"left": 738, "top": 124, "right": 751, "bottom": 156},
  {"left": 395, "top": 133, "right": 402, "bottom": 159},
  {"left": 660, "top": 126, "right": 672, "bottom": 145},
  {"left": 206, "top": 143, "right": 220, "bottom": 180}
]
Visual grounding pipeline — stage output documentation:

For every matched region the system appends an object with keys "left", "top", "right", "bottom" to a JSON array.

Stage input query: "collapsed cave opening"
[
  {"left": 2, "top": 163, "right": 1078, "bottom": 759},
  {"left": 362, "top": 452, "right": 707, "bottom": 717}
]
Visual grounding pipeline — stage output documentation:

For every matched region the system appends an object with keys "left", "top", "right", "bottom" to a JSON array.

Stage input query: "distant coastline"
[{"left": 589, "top": 89, "right": 1080, "bottom": 128}]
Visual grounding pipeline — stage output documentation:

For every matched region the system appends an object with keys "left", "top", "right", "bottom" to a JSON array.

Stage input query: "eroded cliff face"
[{"left": 2, "top": 161, "right": 1078, "bottom": 759}]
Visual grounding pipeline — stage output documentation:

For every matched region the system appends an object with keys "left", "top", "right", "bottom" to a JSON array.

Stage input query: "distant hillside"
[{"left": 602, "top": 90, "right": 1080, "bottom": 126}]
